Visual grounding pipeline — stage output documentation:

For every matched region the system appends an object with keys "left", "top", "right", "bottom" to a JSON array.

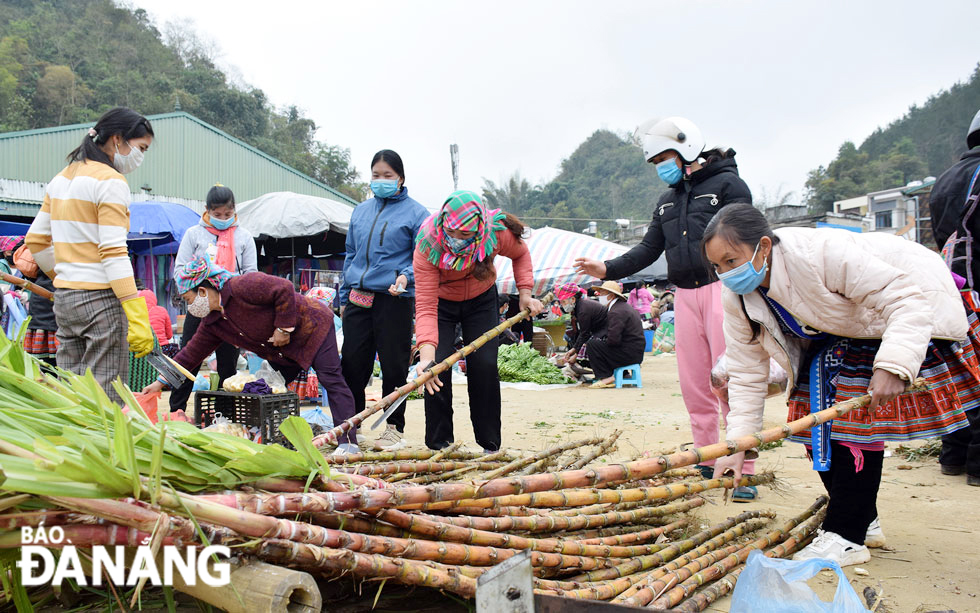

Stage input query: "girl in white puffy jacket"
[{"left": 703, "top": 204, "right": 979, "bottom": 567}]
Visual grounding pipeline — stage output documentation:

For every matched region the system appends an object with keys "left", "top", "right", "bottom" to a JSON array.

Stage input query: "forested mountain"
[
  {"left": 805, "top": 65, "right": 980, "bottom": 212},
  {"left": 0, "top": 0, "right": 365, "bottom": 198},
  {"left": 482, "top": 130, "right": 667, "bottom": 233}
]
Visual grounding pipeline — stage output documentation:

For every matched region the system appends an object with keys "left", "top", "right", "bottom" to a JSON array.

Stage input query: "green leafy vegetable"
[{"left": 497, "top": 343, "right": 573, "bottom": 385}]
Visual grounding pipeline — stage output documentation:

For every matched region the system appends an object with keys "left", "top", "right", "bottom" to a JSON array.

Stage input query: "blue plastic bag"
[
  {"left": 730, "top": 551, "right": 869, "bottom": 613},
  {"left": 301, "top": 407, "right": 334, "bottom": 430},
  {"left": 192, "top": 374, "right": 209, "bottom": 391}
]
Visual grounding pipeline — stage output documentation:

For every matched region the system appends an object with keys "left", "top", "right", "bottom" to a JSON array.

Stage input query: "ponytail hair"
[
  {"left": 471, "top": 213, "right": 527, "bottom": 281},
  {"left": 68, "top": 107, "right": 153, "bottom": 167}
]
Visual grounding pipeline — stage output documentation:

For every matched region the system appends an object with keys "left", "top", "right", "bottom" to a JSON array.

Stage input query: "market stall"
[{"left": 235, "top": 192, "right": 353, "bottom": 285}]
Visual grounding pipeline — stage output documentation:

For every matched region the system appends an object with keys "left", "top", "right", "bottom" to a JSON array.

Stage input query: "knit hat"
[{"left": 555, "top": 282, "right": 585, "bottom": 301}]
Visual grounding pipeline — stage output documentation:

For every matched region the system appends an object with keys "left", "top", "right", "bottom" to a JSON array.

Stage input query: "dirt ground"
[{"left": 357, "top": 352, "right": 980, "bottom": 613}]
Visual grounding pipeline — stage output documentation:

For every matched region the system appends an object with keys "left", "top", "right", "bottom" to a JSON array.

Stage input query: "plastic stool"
[{"left": 613, "top": 364, "right": 642, "bottom": 389}]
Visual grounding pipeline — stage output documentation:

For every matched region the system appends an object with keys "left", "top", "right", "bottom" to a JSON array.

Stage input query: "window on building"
[{"left": 875, "top": 211, "right": 892, "bottom": 229}]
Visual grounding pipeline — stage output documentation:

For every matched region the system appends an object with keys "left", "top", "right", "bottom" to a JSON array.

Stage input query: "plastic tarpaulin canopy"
[
  {"left": 127, "top": 201, "right": 201, "bottom": 255},
  {"left": 0, "top": 221, "right": 30, "bottom": 236},
  {"left": 235, "top": 192, "right": 354, "bottom": 239},
  {"left": 621, "top": 256, "right": 669, "bottom": 284},
  {"left": 495, "top": 226, "right": 631, "bottom": 296}
]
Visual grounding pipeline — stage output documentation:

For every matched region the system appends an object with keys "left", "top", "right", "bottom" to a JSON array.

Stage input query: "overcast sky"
[{"left": 132, "top": 0, "right": 979, "bottom": 215}]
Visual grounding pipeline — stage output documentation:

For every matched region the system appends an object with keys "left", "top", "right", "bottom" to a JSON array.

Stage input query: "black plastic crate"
[{"left": 195, "top": 391, "right": 300, "bottom": 447}]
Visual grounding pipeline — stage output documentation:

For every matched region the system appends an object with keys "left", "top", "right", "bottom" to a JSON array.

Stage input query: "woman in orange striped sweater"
[{"left": 26, "top": 107, "right": 155, "bottom": 403}]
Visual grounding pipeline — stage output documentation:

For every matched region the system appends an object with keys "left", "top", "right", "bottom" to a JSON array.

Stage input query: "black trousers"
[
  {"left": 341, "top": 293, "right": 414, "bottom": 432},
  {"left": 506, "top": 295, "right": 533, "bottom": 343},
  {"left": 425, "top": 287, "right": 501, "bottom": 451},
  {"left": 816, "top": 440, "right": 883, "bottom": 544},
  {"left": 169, "top": 313, "right": 239, "bottom": 412},
  {"left": 939, "top": 405, "right": 980, "bottom": 477},
  {"left": 586, "top": 337, "right": 644, "bottom": 379}
]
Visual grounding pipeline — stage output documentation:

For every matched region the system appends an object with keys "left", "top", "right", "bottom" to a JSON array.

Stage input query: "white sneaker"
[
  {"left": 793, "top": 530, "right": 871, "bottom": 567},
  {"left": 864, "top": 517, "right": 886, "bottom": 548},
  {"left": 372, "top": 425, "right": 407, "bottom": 451},
  {"left": 331, "top": 443, "right": 360, "bottom": 456}
]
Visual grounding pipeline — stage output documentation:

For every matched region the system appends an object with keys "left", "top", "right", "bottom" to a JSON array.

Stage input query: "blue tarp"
[
  {"left": 0, "top": 221, "right": 30, "bottom": 236},
  {"left": 128, "top": 201, "right": 200, "bottom": 255}
]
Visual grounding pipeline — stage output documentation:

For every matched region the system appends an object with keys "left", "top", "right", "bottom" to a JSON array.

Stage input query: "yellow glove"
[{"left": 121, "top": 296, "right": 154, "bottom": 358}]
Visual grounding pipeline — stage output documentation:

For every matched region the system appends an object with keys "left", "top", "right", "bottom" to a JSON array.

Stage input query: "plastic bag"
[
  {"left": 730, "top": 550, "right": 869, "bottom": 613},
  {"left": 132, "top": 391, "right": 161, "bottom": 424},
  {"left": 203, "top": 413, "right": 249, "bottom": 438},
  {"left": 302, "top": 407, "right": 334, "bottom": 430},
  {"left": 255, "top": 361, "right": 287, "bottom": 394},
  {"left": 221, "top": 373, "right": 256, "bottom": 392},
  {"left": 710, "top": 354, "right": 788, "bottom": 402},
  {"left": 192, "top": 374, "right": 210, "bottom": 391}
]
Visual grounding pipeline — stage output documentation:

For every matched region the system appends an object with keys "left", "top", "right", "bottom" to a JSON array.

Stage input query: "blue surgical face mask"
[
  {"left": 655, "top": 158, "right": 683, "bottom": 185},
  {"left": 444, "top": 235, "right": 475, "bottom": 254},
  {"left": 717, "top": 242, "right": 768, "bottom": 295},
  {"left": 371, "top": 179, "right": 400, "bottom": 199},
  {"left": 210, "top": 215, "right": 234, "bottom": 230}
]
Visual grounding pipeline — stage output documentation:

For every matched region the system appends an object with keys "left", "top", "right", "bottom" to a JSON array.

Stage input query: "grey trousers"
[{"left": 54, "top": 289, "right": 129, "bottom": 405}]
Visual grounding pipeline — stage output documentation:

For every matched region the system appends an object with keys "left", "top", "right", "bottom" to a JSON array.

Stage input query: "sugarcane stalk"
[
  {"left": 516, "top": 453, "right": 560, "bottom": 476},
  {"left": 400, "top": 473, "right": 775, "bottom": 513},
  {"left": 312, "top": 295, "right": 552, "bottom": 448},
  {"left": 672, "top": 511, "right": 825, "bottom": 612},
  {"left": 333, "top": 460, "right": 494, "bottom": 477},
  {"left": 648, "top": 495, "right": 829, "bottom": 609},
  {"left": 385, "top": 442, "right": 466, "bottom": 482},
  {"left": 478, "top": 436, "right": 605, "bottom": 481},
  {"left": 533, "top": 516, "right": 774, "bottom": 601},
  {"left": 403, "top": 465, "right": 482, "bottom": 484},
  {"left": 414, "top": 497, "right": 703, "bottom": 534},
  {"left": 256, "top": 539, "right": 478, "bottom": 598},
  {"left": 565, "top": 430, "right": 622, "bottom": 471},
  {"left": 317, "top": 387, "right": 900, "bottom": 512},
  {"left": 575, "top": 520, "right": 688, "bottom": 546},
  {"left": 374, "top": 499, "right": 703, "bottom": 558},
  {"left": 322, "top": 449, "right": 489, "bottom": 464},
  {"left": 564, "top": 510, "right": 772, "bottom": 586},
  {"left": 553, "top": 523, "right": 665, "bottom": 542}
]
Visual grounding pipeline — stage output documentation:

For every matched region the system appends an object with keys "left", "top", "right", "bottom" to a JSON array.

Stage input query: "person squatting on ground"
[
  {"left": 707, "top": 204, "right": 980, "bottom": 567},
  {"left": 584, "top": 281, "right": 645, "bottom": 389},
  {"left": 928, "top": 107, "right": 980, "bottom": 486},
  {"left": 25, "top": 106, "right": 155, "bottom": 404},
  {"left": 170, "top": 184, "right": 257, "bottom": 413},
  {"left": 413, "top": 190, "right": 542, "bottom": 452},
  {"left": 340, "top": 150, "right": 429, "bottom": 452},
  {"left": 143, "top": 257, "right": 359, "bottom": 448},
  {"left": 558, "top": 282, "right": 607, "bottom": 375},
  {"left": 574, "top": 116, "right": 757, "bottom": 497}
]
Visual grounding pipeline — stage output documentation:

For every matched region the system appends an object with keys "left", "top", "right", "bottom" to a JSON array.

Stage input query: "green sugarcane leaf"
[
  {"left": 0, "top": 368, "right": 73, "bottom": 408},
  {"left": 149, "top": 423, "right": 166, "bottom": 505},
  {"left": 278, "top": 416, "right": 332, "bottom": 478}
]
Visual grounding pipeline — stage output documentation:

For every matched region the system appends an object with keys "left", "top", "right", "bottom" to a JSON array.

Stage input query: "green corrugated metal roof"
[{"left": 0, "top": 112, "right": 358, "bottom": 206}]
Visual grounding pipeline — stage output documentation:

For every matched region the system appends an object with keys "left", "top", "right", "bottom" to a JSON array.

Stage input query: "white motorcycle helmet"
[
  {"left": 968, "top": 108, "right": 980, "bottom": 150},
  {"left": 639, "top": 116, "right": 706, "bottom": 164}
]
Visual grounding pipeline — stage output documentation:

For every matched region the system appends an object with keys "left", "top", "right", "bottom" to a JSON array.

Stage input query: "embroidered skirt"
[
  {"left": 787, "top": 309, "right": 980, "bottom": 446},
  {"left": 23, "top": 329, "right": 58, "bottom": 358}
]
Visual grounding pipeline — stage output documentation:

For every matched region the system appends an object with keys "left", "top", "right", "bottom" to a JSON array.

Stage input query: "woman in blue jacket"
[{"left": 341, "top": 150, "right": 429, "bottom": 450}]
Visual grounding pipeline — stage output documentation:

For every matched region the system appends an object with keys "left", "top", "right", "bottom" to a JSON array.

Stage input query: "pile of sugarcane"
[{"left": 0, "top": 325, "right": 869, "bottom": 610}]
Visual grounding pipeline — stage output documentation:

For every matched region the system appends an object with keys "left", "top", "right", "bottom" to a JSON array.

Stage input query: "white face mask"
[
  {"left": 187, "top": 291, "right": 211, "bottom": 318},
  {"left": 598, "top": 295, "right": 611, "bottom": 307},
  {"left": 113, "top": 140, "right": 144, "bottom": 174}
]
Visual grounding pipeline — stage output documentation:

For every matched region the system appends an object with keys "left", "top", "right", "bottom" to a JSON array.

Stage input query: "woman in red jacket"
[{"left": 414, "top": 190, "right": 543, "bottom": 452}]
